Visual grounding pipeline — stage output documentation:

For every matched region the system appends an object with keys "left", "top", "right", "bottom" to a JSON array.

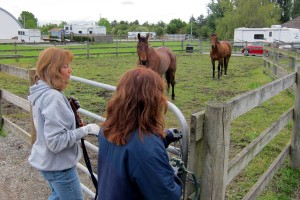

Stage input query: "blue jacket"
[{"left": 97, "top": 129, "right": 183, "bottom": 200}]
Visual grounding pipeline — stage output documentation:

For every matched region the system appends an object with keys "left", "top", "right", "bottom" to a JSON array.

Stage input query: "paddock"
[{"left": 1, "top": 47, "right": 300, "bottom": 199}]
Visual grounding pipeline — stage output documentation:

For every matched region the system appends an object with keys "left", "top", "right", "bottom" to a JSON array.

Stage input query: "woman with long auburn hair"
[{"left": 97, "top": 66, "right": 182, "bottom": 200}]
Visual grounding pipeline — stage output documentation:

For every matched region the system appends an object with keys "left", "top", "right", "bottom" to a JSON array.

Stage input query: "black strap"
[
  {"left": 81, "top": 138, "right": 98, "bottom": 200},
  {"left": 69, "top": 98, "right": 98, "bottom": 199}
]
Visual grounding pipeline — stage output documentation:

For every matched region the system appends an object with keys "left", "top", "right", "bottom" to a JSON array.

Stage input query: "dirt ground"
[{"left": 0, "top": 102, "right": 96, "bottom": 200}]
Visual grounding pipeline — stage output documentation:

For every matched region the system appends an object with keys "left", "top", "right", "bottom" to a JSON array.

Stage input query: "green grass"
[
  {"left": 0, "top": 50, "right": 299, "bottom": 199},
  {"left": 0, "top": 126, "right": 6, "bottom": 137}
]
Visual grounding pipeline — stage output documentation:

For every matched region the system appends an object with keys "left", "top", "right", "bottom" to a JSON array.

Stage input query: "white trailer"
[
  {"left": 234, "top": 25, "right": 300, "bottom": 47},
  {"left": 64, "top": 24, "right": 106, "bottom": 35},
  {"left": 17, "top": 29, "right": 41, "bottom": 43},
  {"left": 128, "top": 32, "right": 156, "bottom": 39}
]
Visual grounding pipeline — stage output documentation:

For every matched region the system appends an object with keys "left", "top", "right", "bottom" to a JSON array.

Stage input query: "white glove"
[{"left": 81, "top": 123, "right": 100, "bottom": 136}]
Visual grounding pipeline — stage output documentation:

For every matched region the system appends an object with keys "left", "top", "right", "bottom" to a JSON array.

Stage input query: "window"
[
  {"left": 254, "top": 34, "right": 264, "bottom": 39},
  {"left": 78, "top": 31, "right": 82, "bottom": 34},
  {"left": 89, "top": 31, "right": 93, "bottom": 34},
  {"left": 269, "top": 32, "right": 272, "bottom": 37}
]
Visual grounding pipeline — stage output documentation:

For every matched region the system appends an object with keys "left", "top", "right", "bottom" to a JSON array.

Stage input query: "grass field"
[{"left": 1, "top": 46, "right": 300, "bottom": 199}]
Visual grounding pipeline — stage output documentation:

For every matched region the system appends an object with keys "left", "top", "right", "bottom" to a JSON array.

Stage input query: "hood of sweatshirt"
[{"left": 28, "top": 80, "right": 52, "bottom": 106}]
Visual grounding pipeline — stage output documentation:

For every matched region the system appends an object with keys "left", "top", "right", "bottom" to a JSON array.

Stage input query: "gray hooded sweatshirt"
[{"left": 28, "top": 80, "right": 86, "bottom": 171}]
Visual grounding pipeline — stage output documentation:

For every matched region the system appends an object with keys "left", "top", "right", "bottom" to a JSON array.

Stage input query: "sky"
[{"left": 0, "top": 0, "right": 211, "bottom": 25}]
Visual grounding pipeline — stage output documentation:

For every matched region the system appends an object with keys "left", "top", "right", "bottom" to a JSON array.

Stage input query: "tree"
[
  {"left": 98, "top": 18, "right": 112, "bottom": 34},
  {"left": 271, "top": 0, "right": 293, "bottom": 22},
  {"left": 292, "top": 0, "right": 300, "bottom": 18},
  {"left": 18, "top": 11, "right": 38, "bottom": 29},
  {"left": 214, "top": 0, "right": 281, "bottom": 39},
  {"left": 166, "top": 19, "right": 186, "bottom": 34}
]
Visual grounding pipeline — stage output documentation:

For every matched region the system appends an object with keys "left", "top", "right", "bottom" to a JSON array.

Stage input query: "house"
[
  {"left": 0, "top": 7, "right": 22, "bottom": 39},
  {"left": 48, "top": 28, "right": 65, "bottom": 39},
  {"left": 18, "top": 29, "right": 41, "bottom": 43},
  {"left": 281, "top": 16, "right": 300, "bottom": 30}
]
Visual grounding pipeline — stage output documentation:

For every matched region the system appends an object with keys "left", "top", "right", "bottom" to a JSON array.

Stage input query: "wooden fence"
[
  {"left": 187, "top": 47, "right": 300, "bottom": 199},
  {"left": 0, "top": 40, "right": 205, "bottom": 62}
]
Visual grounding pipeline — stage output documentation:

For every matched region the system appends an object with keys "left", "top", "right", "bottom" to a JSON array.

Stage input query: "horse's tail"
[{"left": 168, "top": 49, "right": 177, "bottom": 73}]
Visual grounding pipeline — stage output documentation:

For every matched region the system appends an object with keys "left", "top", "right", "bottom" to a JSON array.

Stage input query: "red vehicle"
[{"left": 241, "top": 42, "right": 269, "bottom": 56}]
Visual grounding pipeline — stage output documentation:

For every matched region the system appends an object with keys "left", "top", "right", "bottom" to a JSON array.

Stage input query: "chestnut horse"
[
  {"left": 210, "top": 33, "right": 232, "bottom": 79},
  {"left": 137, "top": 33, "right": 177, "bottom": 100}
]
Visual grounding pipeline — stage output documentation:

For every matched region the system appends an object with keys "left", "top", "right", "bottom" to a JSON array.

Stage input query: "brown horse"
[
  {"left": 210, "top": 33, "right": 232, "bottom": 79},
  {"left": 137, "top": 33, "right": 177, "bottom": 100}
]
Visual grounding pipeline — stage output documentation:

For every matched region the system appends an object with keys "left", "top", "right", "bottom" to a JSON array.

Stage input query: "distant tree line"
[{"left": 18, "top": 0, "right": 300, "bottom": 40}]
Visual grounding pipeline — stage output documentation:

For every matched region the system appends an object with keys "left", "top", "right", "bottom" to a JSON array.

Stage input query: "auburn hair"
[
  {"left": 102, "top": 66, "right": 168, "bottom": 145},
  {"left": 35, "top": 47, "right": 74, "bottom": 91}
]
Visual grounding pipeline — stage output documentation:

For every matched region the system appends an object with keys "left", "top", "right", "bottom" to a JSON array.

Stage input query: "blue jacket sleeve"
[{"left": 131, "top": 144, "right": 183, "bottom": 200}]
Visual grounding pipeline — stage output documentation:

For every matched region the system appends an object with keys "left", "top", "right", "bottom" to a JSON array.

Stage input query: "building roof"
[
  {"left": 49, "top": 28, "right": 64, "bottom": 32},
  {"left": 0, "top": 7, "right": 23, "bottom": 39},
  {"left": 281, "top": 16, "right": 300, "bottom": 29}
]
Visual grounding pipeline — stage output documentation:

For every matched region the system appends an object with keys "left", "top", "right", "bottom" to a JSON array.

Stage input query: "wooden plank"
[
  {"left": 227, "top": 72, "right": 296, "bottom": 120},
  {"left": 242, "top": 143, "right": 290, "bottom": 200},
  {"left": 200, "top": 102, "right": 231, "bottom": 200},
  {"left": 190, "top": 110, "right": 205, "bottom": 142},
  {"left": 2, "top": 116, "right": 31, "bottom": 144},
  {"left": 1, "top": 89, "right": 30, "bottom": 111},
  {"left": 227, "top": 108, "right": 293, "bottom": 184},
  {"left": 187, "top": 110, "right": 204, "bottom": 197},
  {"left": 291, "top": 66, "right": 300, "bottom": 167},
  {"left": 266, "top": 47, "right": 300, "bottom": 59},
  {"left": 0, "top": 64, "right": 28, "bottom": 80}
]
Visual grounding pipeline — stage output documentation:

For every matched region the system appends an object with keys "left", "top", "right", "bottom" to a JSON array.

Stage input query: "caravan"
[
  {"left": 17, "top": 29, "right": 41, "bottom": 43},
  {"left": 234, "top": 25, "right": 300, "bottom": 48},
  {"left": 64, "top": 24, "right": 106, "bottom": 35}
]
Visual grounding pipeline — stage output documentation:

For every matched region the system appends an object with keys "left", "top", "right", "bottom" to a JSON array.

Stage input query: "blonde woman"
[{"left": 28, "top": 47, "right": 99, "bottom": 200}]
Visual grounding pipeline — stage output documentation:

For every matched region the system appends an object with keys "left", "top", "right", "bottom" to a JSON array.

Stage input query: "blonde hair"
[{"left": 35, "top": 47, "right": 74, "bottom": 91}]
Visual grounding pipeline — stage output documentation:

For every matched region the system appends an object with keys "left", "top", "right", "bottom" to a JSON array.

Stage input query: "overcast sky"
[{"left": 0, "top": 0, "right": 211, "bottom": 25}]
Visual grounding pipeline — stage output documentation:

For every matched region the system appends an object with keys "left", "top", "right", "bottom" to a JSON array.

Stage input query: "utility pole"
[
  {"left": 23, "top": 15, "right": 25, "bottom": 29},
  {"left": 190, "top": 15, "right": 193, "bottom": 38}
]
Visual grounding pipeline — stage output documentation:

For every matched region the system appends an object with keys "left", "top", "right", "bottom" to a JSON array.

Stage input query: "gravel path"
[{"left": 0, "top": 132, "right": 49, "bottom": 200}]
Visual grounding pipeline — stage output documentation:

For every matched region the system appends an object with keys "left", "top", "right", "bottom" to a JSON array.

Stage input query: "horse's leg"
[
  {"left": 211, "top": 60, "right": 215, "bottom": 79},
  {"left": 165, "top": 71, "right": 171, "bottom": 92},
  {"left": 225, "top": 56, "right": 230, "bottom": 76},
  {"left": 218, "top": 59, "right": 222, "bottom": 79},
  {"left": 223, "top": 57, "right": 227, "bottom": 76},
  {"left": 170, "top": 72, "right": 175, "bottom": 100}
]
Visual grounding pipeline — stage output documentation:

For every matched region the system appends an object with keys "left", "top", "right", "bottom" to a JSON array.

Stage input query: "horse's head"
[
  {"left": 210, "top": 33, "right": 219, "bottom": 49},
  {"left": 137, "top": 33, "right": 150, "bottom": 66}
]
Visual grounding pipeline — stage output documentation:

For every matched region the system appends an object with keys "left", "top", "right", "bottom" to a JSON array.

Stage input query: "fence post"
[
  {"left": 115, "top": 40, "right": 119, "bottom": 59},
  {"left": 14, "top": 42, "right": 19, "bottom": 62},
  {"left": 200, "top": 102, "right": 231, "bottom": 200},
  {"left": 291, "top": 66, "right": 300, "bottom": 168},
  {"left": 86, "top": 42, "right": 90, "bottom": 59},
  {"left": 198, "top": 39, "right": 202, "bottom": 54},
  {"left": 28, "top": 69, "right": 37, "bottom": 145},
  {"left": 273, "top": 52, "right": 278, "bottom": 76},
  {"left": 187, "top": 110, "right": 205, "bottom": 199},
  {"left": 0, "top": 90, "right": 2, "bottom": 128},
  {"left": 290, "top": 57, "right": 296, "bottom": 71},
  {"left": 263, "top": 50, "right": 267, "bottom": 74}
]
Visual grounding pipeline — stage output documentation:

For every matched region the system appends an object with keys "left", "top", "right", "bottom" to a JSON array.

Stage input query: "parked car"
[{"left": 241, "top": 41, "right": 269, "bottom": 56}]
